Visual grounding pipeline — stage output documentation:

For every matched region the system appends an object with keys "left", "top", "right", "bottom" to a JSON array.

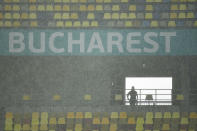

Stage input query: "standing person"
[{"left": 127, "top": 86, "right": 138, "bottom": 106}]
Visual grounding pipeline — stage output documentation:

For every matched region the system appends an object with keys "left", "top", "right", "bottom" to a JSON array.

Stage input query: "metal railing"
[{"left": 125, "top": 89, "right": 172, "bottom": 105}]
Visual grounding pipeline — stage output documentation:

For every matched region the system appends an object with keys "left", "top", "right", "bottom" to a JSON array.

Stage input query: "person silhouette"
[{"left": 127, "top": 86, "right": 138, "bottom": 106}]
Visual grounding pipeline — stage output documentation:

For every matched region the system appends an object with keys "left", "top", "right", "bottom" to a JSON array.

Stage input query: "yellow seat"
[
  {"left": 46, "top": 5, "right": 53, "bottom": 11},
  {"left": 29, "top": 5, "right": 36, "bottom": 11},
  {"left": 176, "top": 94, "right": 184, "bottom": 100},
  {"left": 129, "top": 5, "right": 136, "bottom": 11},
  {"left": 80, "top": 5, "right": 86, "bottom": 11},
  {"left": 13, "top": 13, "right": 20, "bottom": 19},
  {"left": 146, "top": 112, "right": 153, "bottom": 118},
  {"left": 128, "top": 117, "right": 135, "bottom": 124},
  {"left": 63, "top": 5, "right": 70, "bottom": 11},
  {"left": 162, "top": 124, "right": 170, "bottom": 130},
  {"left": 120, "top": 13, "right": 127, "bottom": 19},
  {"left": 22, "top": 124, "right": 31, "bottom": 130},
  {"left": 21, "top": 13, "right": 28, "bottom": 19},
  {"left": 73, "top": 21, "right": 81, "bottom": 27},
  {"left": 189, "top": 112, "right": 197, "bottom": 118},
  {"left": 96, "top": 0, "right": 103, "bottom": 2},
  {"left": 93, "top": 117, "right": 100, "bottom": 124},
  {"left": 14, "top": 124, "right": 21, "bottom": 131},
  {"left": 155, "top": 112, "right": 162, "bottom": 118},
  {"left": 56, "top": 21, "right": 64, "bottom": 27},
  {"left": 67, "top": 112, "right": 75, "bottom": 118},
  {"left": 137, "top": 117, "right": 144, "bottom": 124},
  {"left": 71, "top": 13, "right": 78, "bottom": 19},
  {"left": 145, "top": 5, "right": 153, "bottom": 11},
  {"left": 111, "top": 112, "right": 118, "bottom": 119},
  {"left": 13, "top": 5, "right": 20, "bottom": 11},
  {"left": 80, "top": 0, "right": 87, "bottom": 2},
  {"left": 41, "top": 112, "right": 48, "bottom": 119},
  {"left": 5, "top": 21, "right": 11, "bottom": 27},
  {"left": 55, "top": 0, "right": 61, "bottom": 2},
  {"left": 49, "top": 117, "right": 56, "bottom": 125},
  {"left": 178, "top": 13, "right": 186, "bottom": 19},
  {"left": 54, "top": 13, "right": 62, "bottom": 19},
  {"left": 5, "top": 124, "right": 13, "bottom": 130},
  {"left": 112, "top": 13, "right": 119, "bottom": 19},
  {"left": 75, "top": 124, "right": 82, "bottom": 131},
  {"left": 31, "top": 118, "right": 39, "bottom": 125},
  {"left": 40, "top": 113, "right": 48, "bottom": 125},
  {"left": 120, "top": 112, "right": 127, "bottom": 119},
  {"left": 4, "top": 0, "right": 12, "bottom": 2},
  {"left": 31, "top": 125, "right": 38, "bottom": 130},
  {"left": 6, "top": 112, "right": 13, "bottom": 119},
  {"left": 112, "top": 5, "right": 119, "bottom": 11},
  {"left": 91, "top": 21, "right": 98, "bottom": 27},
  {"left": 58, "top": 117, "right": 66, "bottom": 124},
  {"left": 0, "top": 21, "right": 3, "bottom": 27},
  {"left": 53, "top": 94, "right": 61, "bottom": 100},
  {"left": 5, "top": 13, "right": 11, "bottom": 19},
  {"left": 30, "top": 21, "right": 37, "bottom": 27},
  {"left": 63, "top": 0, "right": 70, "bottom": 2},
  {"left": 5, "top": 119, "right": 13, "bottom": 125},
  {"left": 87, "top": 13, "right": 95, "bottom": 19},
  {"left": 170, "top": 13, "right": 177, "bottom": 19},
  {"left": 96, "top": 5, "right": 103, "bottom": 11},
  {"left": 87, "top": 5, "right": 95, "bottom": 11},
  {"left": 82, "top": 21, "right": 89, "bottom": 27},
  {"left": 115, "top": 94, "right": 123, "bottom": 100},
  {"left": 62, "top": 13, "right": 69, "bottom": 19},
  {"left": 164, "top": 112, "right": 171, "bottom": 118},
  {"left": 104, "top": 0, "right": 111, "bottom": 2},
  {"left": 121, "top": 0, "right": 128, "bottom": 2},
  {"left": 4, "top": 5, "right": 11, "bottom": 11},
  {"left": 125, "top": 21, "right": 132, "bottom": 27},
  {"left": 172, "top": 112, "right": 180, "bottom": 118},
  {"left": 76, "top": 112, "right": 83, "bottom": 119},
  {"left": 32, "top": 112, "right": 39, "bottom": 119},
  {"left": 71, "top": 0, "right": 78, "bottom": 2},
  {"left": 37, "top": 5, "right": 45, "bottom": 11},
  {"left": 29, "top": 0, "right": 36, "bottom": 2},
  {"left": 128, "top": 13, "right": 136, "bottom": 19},
  {"left": 101, "top": 117, "right": 109, "bottom": 124},
  {"left": 85, "top": 112, "right": 92, "bottom": 118},
  {"left": 179, "top": 4, "right": 186, "bottom": 10},
  {"left": 104, "top": 13, "right": 111, "bottom": 19},
  {"left": 29, "top": 13, "right": 37, "bottom": 19},
  {"left": 145, "top": 118, "right": 153, "bottom": 124},
  {"left": 150, "top": 21, "right": 158, "bottom": 27},
  {"left": 54, "top": 5, "right": 61, "bottom": 11},
  {"left": 0, "top": 13, "right": 3, "bottom": 19},
  {"left": 40, "top": 124, "right": 48, "bottom": 130},
  {"left": 136, "top": 124, "right": 144, "bottom": 130},
  {"left": 145, "top": 13, "right": 152, "bottom": 19},
  {"left": 181, "top": 117, "right": 188, "bottom": 124},
  {"left": 110, "top": 124, "right": 117, "bottom": 131},
  {"left": 187, "top": 12, "right": 194, "bottom": 18},
  {"left": 155, "top": 0, "right": 162, "bottom": 2},
  {"left": 171, "top": 4, "right": 178, "bottom": 10},
  {"left": 23, "top": 95, "right": 30, "bottom": 100},
  {"left": 13, "top": 21, "right": 20, "bottom": 27}
]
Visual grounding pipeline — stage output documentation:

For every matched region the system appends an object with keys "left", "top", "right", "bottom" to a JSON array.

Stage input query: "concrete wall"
[{"left": 0, "top": 56, "right": 196, "bottom": 112}]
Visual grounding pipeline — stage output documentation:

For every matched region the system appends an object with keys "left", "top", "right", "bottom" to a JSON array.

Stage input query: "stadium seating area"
[
  {"left": 0, "top": 0, "right": 196, "bottom": 28},
  {"left": 4, "top": 112, "right": 197, "bottom": 131}
]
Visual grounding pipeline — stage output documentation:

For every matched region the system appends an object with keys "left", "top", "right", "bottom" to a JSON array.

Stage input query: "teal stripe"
[{"left": 0, "top": 29, "right": 197, "bottom": 55}]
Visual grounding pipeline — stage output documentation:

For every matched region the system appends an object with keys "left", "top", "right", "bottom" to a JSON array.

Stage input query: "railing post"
[
  {"left": 140, "top": 89, "right": 141, "bottom": 105},
  {"left": 155, "top": 89, "right": 157, "bottom": 105}
]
